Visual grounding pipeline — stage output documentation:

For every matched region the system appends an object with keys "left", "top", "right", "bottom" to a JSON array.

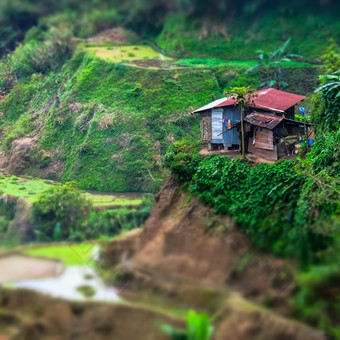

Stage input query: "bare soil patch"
[{"left": 0, "top": 255, "right": 62, "bottom": 283}]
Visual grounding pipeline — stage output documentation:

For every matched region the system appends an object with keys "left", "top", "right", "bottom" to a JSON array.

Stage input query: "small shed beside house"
[
  {"left": 194, "top": 88, "right": 309, "bottom": 161},
  {"left": 244, "top": 112, "right": 310, "bottom": 161}
]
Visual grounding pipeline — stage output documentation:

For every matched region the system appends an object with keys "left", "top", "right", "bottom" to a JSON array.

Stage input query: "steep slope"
[
  {"left": 102, "top": 177, "right": 326, "bottom": 340},
  {"left": 0, "top": 288, "right": 184, "bottom": 340},
  {"left": 0, "top": 50, "right": 221, "bottom": 192},
  {"left": 0, "top": 43, "right": 320, "bottom": 192}
]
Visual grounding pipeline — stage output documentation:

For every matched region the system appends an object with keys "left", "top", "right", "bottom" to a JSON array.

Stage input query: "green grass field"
[
  {"left": 86, "top": 44, "right": 172, "bottom": 63},
  {"left": 23, "top": 243, "right": 97, "bottom": 266},
  {"left": 174, "top": 58, "right": 313, "bottom": 68},
  {"left": 83, "top": 191, "right": 143, "bottom": 207},
  {"left": 0, "top": 175, "right": 143, "bottom": 207},
  {"left": 0, "top": 175, "right": 53, "bottom": 202}
]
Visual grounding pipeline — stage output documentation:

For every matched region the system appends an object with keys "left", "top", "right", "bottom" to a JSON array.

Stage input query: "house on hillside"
[{"left": 194, "top": 88, "right": 311, "bottom": 161}]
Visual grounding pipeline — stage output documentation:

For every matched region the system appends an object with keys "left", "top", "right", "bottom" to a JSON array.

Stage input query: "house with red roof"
[{"left": 194, "top": 88, "right": 310, "bottom": 161}]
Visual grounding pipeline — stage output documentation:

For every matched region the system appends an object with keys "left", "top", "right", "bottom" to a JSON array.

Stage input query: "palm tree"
[
  {"left": 246, "top": 38, "right": 302, "bottom": 89},
  {"left": 225, "top": 87, "right": 257, "bottom": 160}
]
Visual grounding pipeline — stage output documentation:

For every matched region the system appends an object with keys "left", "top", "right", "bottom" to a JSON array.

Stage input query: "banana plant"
[
  {"left": 246, "top": 38, "right": 302, "bottom": 89},
  {"left": 314, "top": 71, "right": 340, "bottom": 131},
  {"left": 159, "top": 310, "right": 214, "bottom": 340}
]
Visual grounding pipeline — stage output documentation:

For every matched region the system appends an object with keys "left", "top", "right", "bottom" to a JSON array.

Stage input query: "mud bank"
[
  {"left": 0, "top": 288, "right": 183, "bottom": 340},
  {"left": 101, "top": 176, "right": 326, "bottom": 340},
  {"left": 0, "top": 254, "right": 62, "bottom": 283}
]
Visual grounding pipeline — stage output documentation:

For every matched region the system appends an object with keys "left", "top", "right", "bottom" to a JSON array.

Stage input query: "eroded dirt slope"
[{"left": 103, "top": 176, "right": 326, "bottom": 340}]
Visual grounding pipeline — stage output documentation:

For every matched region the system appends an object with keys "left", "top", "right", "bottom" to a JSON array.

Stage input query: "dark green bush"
[
  {"left": 185, "top": 156, "right": 337, "bottom": 262},
  {"left": 307, "top": 129, "right": 340, "bottom": 177},
  {"left": 31, "top": 182, "right": 92, "bottom": 241},
  {"left": 83, "top": 208, "right": 150, "bottom": 240},
  {"left": 163, "top": 140, "right": 201, "bottom": 182},
  {"left": 293, "top": 237, "right": 340, "bottom": 339}
]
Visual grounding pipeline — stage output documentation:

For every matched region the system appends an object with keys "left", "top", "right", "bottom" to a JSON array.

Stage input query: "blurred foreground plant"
[{"left": 159, "top": 310, "right": 214, "bottom": 340}]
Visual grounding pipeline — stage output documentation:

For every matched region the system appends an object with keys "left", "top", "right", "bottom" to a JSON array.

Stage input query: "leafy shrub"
[
  {"left": 184, "top": 156, "right": 337, "bottom": 262},
  {"left": 293, "top": 237, "right": 340, "bottom": 339},
  {"left": 307, "top": 129, "right": 340, "bottom": 177},
  {"left": 31, "top": 182, "right": 92, "bottom": 241},
  {"left": 84, "top": 208, "right": 150, "bottom": 240},
  {"left": 0, "top": 194, "right": 17, "bottom": 241},
  {"left": 163, "top": 140, "right": 201, "bottom": 182},
  {"left": 314, "top": 72, "right": 340, "bottom": 132},
  {"left": 0, "top": 27, "right": 74, "bottom": 90}
]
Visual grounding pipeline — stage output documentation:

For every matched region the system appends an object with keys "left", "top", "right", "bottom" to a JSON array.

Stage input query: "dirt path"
[{"left": 0, "top": 255, "right": 62, "bottom": 283}]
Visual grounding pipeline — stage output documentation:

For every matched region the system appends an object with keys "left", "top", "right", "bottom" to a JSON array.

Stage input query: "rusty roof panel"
[
  {"left": 215, "top": 88, "right": 306, "bottom": 112},
  {"left": 244, "top": 112, "right": 283, "bottom": 129}
]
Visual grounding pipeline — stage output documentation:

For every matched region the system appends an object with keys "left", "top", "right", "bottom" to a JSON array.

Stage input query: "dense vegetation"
[
  {"left": 165, "top": 50, "right": 340, "bottom": 338},
  {"left": 31, "top": 182, "right": 150, "bottom": 242},
  {"left": 0, "top": 34, "right": 320, "bottom": 192},
  {"left": 0, "top": 1, "right": 339, "bottom": 338},
  {"left": 1, "top": 0, "right": 339, "bottom": 59}
]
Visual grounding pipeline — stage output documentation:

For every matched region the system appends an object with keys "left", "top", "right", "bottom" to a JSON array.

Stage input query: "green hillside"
[{"left": 0, "top": 40, "right": 322, "bottom": 192}]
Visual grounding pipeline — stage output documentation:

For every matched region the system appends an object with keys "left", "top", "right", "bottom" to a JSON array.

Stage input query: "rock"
[{"left": 7, "top": 137, "right": 38, "bottom": 175}]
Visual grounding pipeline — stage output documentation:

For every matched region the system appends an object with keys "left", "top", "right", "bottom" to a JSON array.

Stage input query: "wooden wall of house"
[
  {"left": 248, "top": 139, "right": 278, "bottom": 161},
  {"left": 255, "top": 128, "right": 274, "bottom": 150},
  {"left": 200, "top": 111, "right": 211, "bottom": 142}
]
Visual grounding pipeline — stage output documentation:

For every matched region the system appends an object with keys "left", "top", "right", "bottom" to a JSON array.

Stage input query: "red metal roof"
[
  {"left": 215, "top": 88, "right": 306, "bottom": 112},
  {"left": 244, "top": 112, "right": 283, "bottom": 129}
]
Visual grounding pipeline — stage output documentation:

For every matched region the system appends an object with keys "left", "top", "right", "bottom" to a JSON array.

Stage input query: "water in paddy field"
[
  {"left": 14, "top": 266, "right": 120, "bottom": 302},
  {"left": 0, "top": 246, "right": 120, "bottom": 302}
]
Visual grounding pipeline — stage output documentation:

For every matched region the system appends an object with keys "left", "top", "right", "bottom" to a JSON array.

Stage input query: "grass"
[
  {"left": 86, "top": 44, "right": 172, "bottom": 63},
  {"left": 83, "top": 191, "right": 143, "bottom": 207},
  {"left": 0, "top": 175, "right": 53, "bottom": 202},
  {"left": 23, "top": 243, "right": 96, "bottom": 266},
  {"left": 0, "top": 175, "right": 144, "bottom": 207},
  {"left": 174, "top": 58, "right": 313, "bottom": 68}
]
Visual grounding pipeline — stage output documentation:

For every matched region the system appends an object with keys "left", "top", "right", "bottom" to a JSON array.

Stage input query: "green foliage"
[
  {"left": 292, "top": 238, "right": 340, "bottom": 339},
  {"left": 175, "top": 59, "right": 258, "bottom": 68},
  {"left": 185, "top": 155, "right": 338, "bottom": 262},
  {"left": 246, "top": 38, "right": 303, "bottom": 89},
  {"left": 307, "top": 129, "right": 340, "bottom": 177},
  {"left": 83, "top": 208, "right": 150, "bottom": 240},
  {"left": 0, "top": 194, "right": 17, "bottom": 241},
  {"left": 0, "top": 27, "right": 74, "bottom": 92},
  {"left": 23, "top": 243, "right": 97, "bottom": 266},
  {"left": 156, "top": 8, "right": 340, "bottom": 60},
  {"left": 31, "top": 182, "right": 92, "bottom": 241},
  {"left": 160, "top": 310, "right": 214, "bottom": 340},
  {"left": 1, "top": 49, "right": 219, "bottom": 192},
  {"left": 319, "top": 39, "right": 340, "bottom": 74},
  {"left": 163, "top": 140, "right": 201, "bottom": 182},
  {"left": 224, "top": 87, "right": 256, "bottom": 107},
  {"left": 314, "top": 72, "right": 340, "bottom": 132}
]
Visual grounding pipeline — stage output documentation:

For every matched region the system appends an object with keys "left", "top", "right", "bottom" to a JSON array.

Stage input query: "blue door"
[
  {"left": 211, "top": 109, "right": 224, "bottom": 144},
  {"left": 223, "top": 108, "right": 240, "bottom": 146}
]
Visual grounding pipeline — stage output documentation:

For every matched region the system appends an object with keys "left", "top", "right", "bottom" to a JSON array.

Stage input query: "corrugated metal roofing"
[
  {"left": 193, "top": 97, "right": 229, "bottom": 113},
  {"left": 214, "top": 88, "right": 306, "bottom": 112},
  {"left": 244, "top": 112, "right": 283, "bottom": 129}
]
